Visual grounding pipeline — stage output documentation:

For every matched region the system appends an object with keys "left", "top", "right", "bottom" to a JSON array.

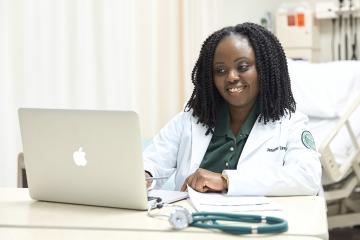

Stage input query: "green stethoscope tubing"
[{"left": 190, "top": 212, "right": 288, "bottom": 234}]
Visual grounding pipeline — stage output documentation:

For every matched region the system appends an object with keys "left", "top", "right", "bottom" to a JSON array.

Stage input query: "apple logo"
[{"left": 73, "top": 147, "right": 88, "bottom": 167}]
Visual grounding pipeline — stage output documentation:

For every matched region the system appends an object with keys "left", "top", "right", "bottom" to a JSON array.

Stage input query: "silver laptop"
[{"left": 18, "top": 108, "right": 186, "bottom": 210}]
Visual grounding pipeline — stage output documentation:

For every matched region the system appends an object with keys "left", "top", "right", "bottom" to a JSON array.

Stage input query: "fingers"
[
  {"left": 181, "top": 175, "right": 193, "bottom": 191},
  {"left": 191, "top": 173, "right": 207, "bottom": 192},
  {"left": 188, "top": 173, "right": 197, "bottom": 189},
  {"left": 182, "top": 168, "right": 226, "bottom": 193},
  {"left": 180, "top": 185, "right": 187, "bottom": 192},
  {"left": 146, "top": 180, "right": 152, "bottom": 188},
  {"left": 182, "top": 169, "right": 208, "bottom": 193},
  {"left": 144, "top": 171, "right": 153, "bottom": 189},
  {"left": 180, "top": 179, "right": 187, "bottom": 191}
]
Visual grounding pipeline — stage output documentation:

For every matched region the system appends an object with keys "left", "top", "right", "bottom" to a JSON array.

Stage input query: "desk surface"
[{"left": 0, "top": 188, "right": 328, "bottom": 240}]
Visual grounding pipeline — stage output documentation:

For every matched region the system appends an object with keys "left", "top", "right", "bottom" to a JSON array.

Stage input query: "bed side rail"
[{"left": 319, "top": 94, "right": 360, "bottom": 183}]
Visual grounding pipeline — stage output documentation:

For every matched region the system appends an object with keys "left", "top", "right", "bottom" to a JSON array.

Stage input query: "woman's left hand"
[{"left": 180, "top": 168, "right": 227, "bottom": 192}]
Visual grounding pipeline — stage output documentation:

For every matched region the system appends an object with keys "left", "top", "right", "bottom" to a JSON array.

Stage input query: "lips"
[{"left": 226, "top": 84, "right": 246, "bottom": 93}]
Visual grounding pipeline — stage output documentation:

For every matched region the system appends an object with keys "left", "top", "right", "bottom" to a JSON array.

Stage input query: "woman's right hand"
[{"left": 145, "top": 171, "right": 153, "bottom": 189}]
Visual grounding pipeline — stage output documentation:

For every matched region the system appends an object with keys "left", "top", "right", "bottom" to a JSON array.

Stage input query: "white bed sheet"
[{"left": 288, "top": 59, "right": 360, "bottom": 118}]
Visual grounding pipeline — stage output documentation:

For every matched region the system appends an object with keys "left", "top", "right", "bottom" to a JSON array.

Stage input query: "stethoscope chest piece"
[{"left": 168, "top": 207, "right": 193, "bottom": 230}]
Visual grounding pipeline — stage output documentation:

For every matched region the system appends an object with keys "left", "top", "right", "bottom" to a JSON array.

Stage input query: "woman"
[{"left": 144, "top": 22, "right": 321, "bottom": 196}]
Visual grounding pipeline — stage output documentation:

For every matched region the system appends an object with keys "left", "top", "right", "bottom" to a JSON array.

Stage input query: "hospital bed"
[{"left": 288, "top": 59, "right": 360, "bottom": 229}]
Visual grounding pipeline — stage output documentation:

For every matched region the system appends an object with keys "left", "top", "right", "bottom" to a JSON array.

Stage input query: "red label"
[
  {"left": 287, "top": 15, "right": 295, "bottom": 26},
  {"left": 297, "top": 13, "right": 305, "bottom": 27}
]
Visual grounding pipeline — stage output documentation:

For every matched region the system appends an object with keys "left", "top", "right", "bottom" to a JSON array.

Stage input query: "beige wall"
[{"left": 216, "top": 0, "right": 282, "bottom": 27}]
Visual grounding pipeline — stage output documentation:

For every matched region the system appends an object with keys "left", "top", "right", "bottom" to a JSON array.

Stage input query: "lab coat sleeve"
[
  {"left": 143, "top": 111, "right": 186, "bottom": 188},
  {"left": 224, "top": 113, "right": 322, "bottom": 196}
]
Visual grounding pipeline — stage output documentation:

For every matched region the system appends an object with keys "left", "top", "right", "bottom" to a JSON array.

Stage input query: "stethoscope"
[{"left": 148, "top": 197, "right": 288, "bottom": 235}]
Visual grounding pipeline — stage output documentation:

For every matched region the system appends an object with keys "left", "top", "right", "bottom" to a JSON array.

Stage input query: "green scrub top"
[{"left": 199, "top": 102, "right": 260, "bottom": 173}]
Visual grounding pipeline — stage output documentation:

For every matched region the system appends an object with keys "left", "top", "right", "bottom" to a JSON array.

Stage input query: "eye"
[
  {"left": 214, "top": 66, "right": 226, "bottom": 75},
  {"left": 237, "top": 63, "right": 249, "bottom": 72}
]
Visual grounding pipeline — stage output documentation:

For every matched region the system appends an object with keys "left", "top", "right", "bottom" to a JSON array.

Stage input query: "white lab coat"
[{"left": 143, "top": 110, "right": 322, "bottom": 196}]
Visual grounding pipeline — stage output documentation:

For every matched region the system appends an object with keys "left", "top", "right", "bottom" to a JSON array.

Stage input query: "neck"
[
  {"left": 229, "top": 105, "right": 252, "bottom": 124},
  {"left": 228, "top": 103, "right": 255, "bottom": 135}
]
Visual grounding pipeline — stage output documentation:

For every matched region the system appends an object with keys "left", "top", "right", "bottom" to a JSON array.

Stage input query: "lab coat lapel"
[
  {"left": 190, "top": 118, "right": 212, "bottom": 172},
  {"left": 240, "top": 118, "right": 279, "bottom": 161}
]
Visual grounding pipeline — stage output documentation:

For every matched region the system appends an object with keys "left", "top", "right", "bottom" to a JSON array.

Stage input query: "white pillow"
[{"left": 288, "top": 59, "right": 360, "bottom": 118}]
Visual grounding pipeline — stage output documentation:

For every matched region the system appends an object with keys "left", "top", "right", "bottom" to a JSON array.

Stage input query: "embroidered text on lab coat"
[{"left": 267, "top": 146, "right": 287, "bottom": 152}]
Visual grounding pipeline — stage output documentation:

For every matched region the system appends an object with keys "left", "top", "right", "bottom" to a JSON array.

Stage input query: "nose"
[{"left": 227, "top": 69, "right": 240, "bottom": 82}]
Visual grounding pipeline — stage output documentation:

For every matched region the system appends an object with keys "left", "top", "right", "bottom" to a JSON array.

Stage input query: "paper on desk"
[
  {"left": 148, "top": 189, "right": 188, "bottom": 204},
  {"left": 188, "top": 187, "right": 282, "bottom": 212}
]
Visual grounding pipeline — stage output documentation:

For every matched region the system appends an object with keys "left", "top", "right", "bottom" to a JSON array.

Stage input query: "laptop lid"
[{"left": 18, "top": 108, "right": 149, "bottom": 210}]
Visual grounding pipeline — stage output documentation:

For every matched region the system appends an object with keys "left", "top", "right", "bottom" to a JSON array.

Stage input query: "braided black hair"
[{"left": 185, "top": 22, "right": 296, "bottom": 135}]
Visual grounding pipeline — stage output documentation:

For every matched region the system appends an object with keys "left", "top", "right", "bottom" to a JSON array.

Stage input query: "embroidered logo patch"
[{"left": 301, "top": 131, "right": 316, "bottom": 151}]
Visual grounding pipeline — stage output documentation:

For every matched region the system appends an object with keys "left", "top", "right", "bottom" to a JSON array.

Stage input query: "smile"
[{"left": 227, "top": 86, "right": 246, "bottom": 93}]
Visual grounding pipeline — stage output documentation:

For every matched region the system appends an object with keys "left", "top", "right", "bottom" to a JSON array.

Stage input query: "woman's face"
[{"left": 213, "top": 34, "right": 259, "bottom": 111}]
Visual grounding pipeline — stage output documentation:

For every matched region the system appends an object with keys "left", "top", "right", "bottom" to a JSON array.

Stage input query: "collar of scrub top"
[{"left": 213, "top": 100, "right": 260, "bottom": 140}]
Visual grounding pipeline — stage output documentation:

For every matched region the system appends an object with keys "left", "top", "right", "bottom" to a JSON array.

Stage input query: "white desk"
[{"left": 0, "top": 188, "right": 328, "bottom": 240}]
